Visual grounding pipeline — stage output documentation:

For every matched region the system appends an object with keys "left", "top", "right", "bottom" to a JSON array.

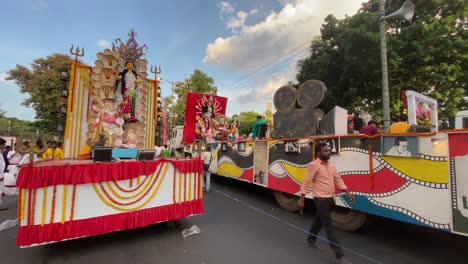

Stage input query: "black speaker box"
[{"left": 93, "top": 147, "right": 113, "bottom": 162}]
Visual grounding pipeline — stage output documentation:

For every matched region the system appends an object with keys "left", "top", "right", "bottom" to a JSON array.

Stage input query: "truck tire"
[
  {"left": 274, "top": 191, "right": 300, "bottom": 212},
  {"left": 331, "top": 206, "right": 367, "bottom": 231}
]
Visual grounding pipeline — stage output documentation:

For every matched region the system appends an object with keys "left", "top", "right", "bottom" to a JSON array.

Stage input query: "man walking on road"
[{"left": 298, "top": 142, "right": 355, "bottom": 264}]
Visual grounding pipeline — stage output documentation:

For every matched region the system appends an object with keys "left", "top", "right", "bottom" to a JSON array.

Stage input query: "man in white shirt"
[
  {"left": 201, "top": 145, "right": 212, "bottom": 192},
  {"left": 0, "top": 138, "right": 6, "bottom": 208}
]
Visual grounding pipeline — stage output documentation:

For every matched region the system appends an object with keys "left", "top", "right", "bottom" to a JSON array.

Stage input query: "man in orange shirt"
[{"left": 298, "top": 142, "right": 355, "bottom": 264}]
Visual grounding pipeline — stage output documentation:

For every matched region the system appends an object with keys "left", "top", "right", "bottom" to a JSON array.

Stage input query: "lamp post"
[
  {"left": 379, "top": 0, "right": 391, "bottom": 132},
  {"left": 379, "top": 0, "right": 414, "bottom": 132}
]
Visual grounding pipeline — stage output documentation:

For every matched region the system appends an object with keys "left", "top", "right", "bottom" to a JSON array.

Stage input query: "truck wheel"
[
  {"left": 331, "top": 206, "right": 367, "bottom": 231},
  {"left": 274, "top": 191, "right": 299, "bottom": 212}
]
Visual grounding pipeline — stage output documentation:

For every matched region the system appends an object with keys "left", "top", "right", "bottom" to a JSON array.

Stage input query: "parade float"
[
  {"left": 15, "top": 31, "right": 204, "bottom": 247},
  {"left": 203, "top": 81, "right": 468, "bottom": 237}
]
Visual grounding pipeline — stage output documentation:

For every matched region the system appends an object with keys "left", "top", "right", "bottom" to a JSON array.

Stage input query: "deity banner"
[{"left": 182, "top": 93, "right": 228, "bottom": 144}]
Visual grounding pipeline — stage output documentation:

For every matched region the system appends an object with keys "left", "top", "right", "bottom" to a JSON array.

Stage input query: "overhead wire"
[
  {"left": 222, "top": 40, "right": 311, "bottom": 90},
  {"left": 221, "top": 47, "right": 310, "bottom": 96},
  {"left": 221, "top": 48, "right": 311, "bottom": 97}
]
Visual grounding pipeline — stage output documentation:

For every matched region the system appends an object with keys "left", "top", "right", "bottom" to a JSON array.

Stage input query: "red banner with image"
[{"left": 182, "top": 93, "right": 228, "bottom": 144}]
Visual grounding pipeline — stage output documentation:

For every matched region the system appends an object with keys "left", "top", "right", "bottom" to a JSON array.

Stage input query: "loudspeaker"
[
  {"left": 93, "top": 147, "right": 113, "bottom": 162},
  {"left": 137, "top": 149, "right": 156, "bottom": 161}
]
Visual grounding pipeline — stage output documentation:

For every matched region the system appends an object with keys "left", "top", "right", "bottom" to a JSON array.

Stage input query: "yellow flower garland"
[
  {"left": 20, "top": 189, "right": 26, "bottom": 221},
  {"left": 104, "top": 163, "right": 163, "bottom": 200},
  {"left": 41, "top": 187, "right": 48, "bottom": 226},
  {"left": 61, "top": 185, "right": 68, "bottom": 224},
  {"left": 188, "top": 172, "right": 192, "bottom": 201},
  {"left": 93, "top": 162, "right": 169, "bottom": 211}
]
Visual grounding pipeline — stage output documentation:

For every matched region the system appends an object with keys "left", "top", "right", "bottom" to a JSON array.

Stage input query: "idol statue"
[{"left": 115, "top": 61, "right": 142, "bottom": 122}]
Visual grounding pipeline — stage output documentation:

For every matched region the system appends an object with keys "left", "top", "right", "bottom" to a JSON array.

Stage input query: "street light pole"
[{"left": 379, "top": 0, "right": 391, "bottom": 132}]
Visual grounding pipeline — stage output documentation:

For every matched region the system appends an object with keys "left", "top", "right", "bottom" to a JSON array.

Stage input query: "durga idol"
[{"left": 116, "top": 61, "right": 142, "bottom": 122}]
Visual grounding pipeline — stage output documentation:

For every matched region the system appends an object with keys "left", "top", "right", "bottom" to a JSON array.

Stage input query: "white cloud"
[
  {"left": 209, "top": 0, "right": 363, "bottom": 115},
  {"left": 235, "top": 75, "right": 289, "bottom": 104},
  {"left": 204, "top": 0, "right": 363, "bottom": 70},
  {"left": 249, "top": 9, "right": 258, "bottom": 15},
  {"left": 0, "top": 72, "right": 13, "bottom": 84},
  {"left": 218, "top": 1, "right": 235, "bottom": 16},
  {"left": 226, "top": 11, "right": 249, "bottom": 32},
  {"left": 97, "top": 39, "right": 111, "bottom": 48}
]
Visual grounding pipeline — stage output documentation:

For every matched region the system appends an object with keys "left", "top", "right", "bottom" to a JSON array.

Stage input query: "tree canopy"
[
  {"left": 170, "top": 69, "right": 218, "bottom": 125},
  {"left": 297, "top": 0, "right": 467, "bottom": 125},
  {"left": 6, "top": 53, "right": 72, "bottom": 133}
]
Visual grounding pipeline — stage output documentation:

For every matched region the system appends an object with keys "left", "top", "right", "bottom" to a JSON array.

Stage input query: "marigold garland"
[
  {"left": 104, "top": 163, "right": 164, "bottom": 200},
  {"left": 31, "top": 189, "right": 37, "bottom": 224},
  {"left": 188, "top": 172, "right": 193, "bottom": 201},
  {"left": 50, "top": 185, "right": 57, "bottom": 224},
  {"left": 18, "top": 189, "right": 23, "bottom": 221},
  {"left": 70, "top": 185, "right": 77, "bottom": 221},
  {"left": 112, "top": 174, "right": 149, "bottom": 193},
  {"left": 197, "top": 172, "right": 203, "bottom": 199},
  {"left": 183, "top": 172, "right": 187, "bottom": 202},
  {"left": 178, "top": 171, "right": 182, "bottom": 203},
  {"left": 41, "top": 187, "right": 48, "bottom": 226},
  {"left": 61, "top": 185, "right": 68, "bottom": 224},
  {"left": 172, "top": 168, "right": 177, "bottom": 203},
  {"left": 27, "top": 189, "right": 32, "bottom": 225},
  {"left": 99, "top": 169, "right": 161, "bottom": 206},
  {"left": 92, "top": 162, "right": 169, "bottom": 211}
]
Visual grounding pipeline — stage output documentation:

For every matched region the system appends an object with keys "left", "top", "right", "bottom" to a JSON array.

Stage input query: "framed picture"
[
  {"left": 382, "top": 135, "right": 418, "bottom": 158},
  {"left": 316, "top": 138, "right": 339, "bottom": 155},
  {"left": 285, "top": 140, "right": 300, "bottom": 153},
  {"left": 406, "top": 90, "right": 438, "bottom": 132}
]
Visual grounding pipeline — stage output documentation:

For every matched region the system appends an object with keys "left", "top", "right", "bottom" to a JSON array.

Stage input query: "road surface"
[{"left": 1, "top": 177, "right": 467, "bottom": 263}]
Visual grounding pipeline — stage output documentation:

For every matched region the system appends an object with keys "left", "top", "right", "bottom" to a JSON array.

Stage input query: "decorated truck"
[{"left": 182, "top": 81, "right": 468, "bottom": 236}]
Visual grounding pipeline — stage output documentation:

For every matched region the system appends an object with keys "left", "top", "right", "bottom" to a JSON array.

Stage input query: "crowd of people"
[{"left": 348, "top": 112, "right": 412, "bottom": 136}]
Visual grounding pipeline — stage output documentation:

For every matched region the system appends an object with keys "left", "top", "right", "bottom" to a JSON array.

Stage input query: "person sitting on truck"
[
  {"left": 390, "top": 114, "right": 410, "bottom": 133},
  {"left": 161, "top": 145, "right": 171, "bottom": 157},
  {"left": 359, "top": 120, "right": 379, "bottom": 136},
  {"left": 251, "top": 115, "right": 267, "bottom": 140}
]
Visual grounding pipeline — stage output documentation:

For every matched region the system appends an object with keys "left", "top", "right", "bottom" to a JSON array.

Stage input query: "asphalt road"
[{"left": 1, "top": 177, "right": 467, "bottom": 264}]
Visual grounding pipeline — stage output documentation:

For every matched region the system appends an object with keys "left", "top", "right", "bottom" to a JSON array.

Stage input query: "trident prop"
[
  {"left": 150, "top": 65, "right": 162, "bottom": 120},
  {"left": 68, "top": 45, "right": 85, "bottom": 113}
]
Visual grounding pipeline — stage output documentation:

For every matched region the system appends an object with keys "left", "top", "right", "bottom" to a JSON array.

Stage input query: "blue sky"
[{"left": 0, "top": 0, "right": 363, "bottom": 121}]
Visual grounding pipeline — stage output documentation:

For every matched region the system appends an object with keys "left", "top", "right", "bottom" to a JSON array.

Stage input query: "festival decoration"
[
  {"left": 405, "top": 90, "right": 438, "bottom": 131},
  {"left": 183, "top": 92, "right": 228, "bottom": 144},
  {"left": 16, "top": 159, "right": 204, "bottom": 247}
]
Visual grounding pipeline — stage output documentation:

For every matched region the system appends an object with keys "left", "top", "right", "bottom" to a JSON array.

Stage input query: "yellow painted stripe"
[
  {"left": 383, "top": 156, "right": 448, "bottom": 183},
  {"left": 217, "top": 162, "right": 244, "bottom": 178},
  {"left": 283, "top": 162, "right": 307, "bottom": 184}
]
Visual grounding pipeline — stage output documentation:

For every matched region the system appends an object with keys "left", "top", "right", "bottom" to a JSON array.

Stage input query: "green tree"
[
  {"left": 0, "top": 116, "right": 37, "bottom": 138},
  {"left": 171, "top": 69, "right": 218, "bottom": 125},
  {"left": 6, "top": 53, "right": 72, "bottom": 133},
  {"left": 297, "top": 0, "right": 467, "bottom": 125}
]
